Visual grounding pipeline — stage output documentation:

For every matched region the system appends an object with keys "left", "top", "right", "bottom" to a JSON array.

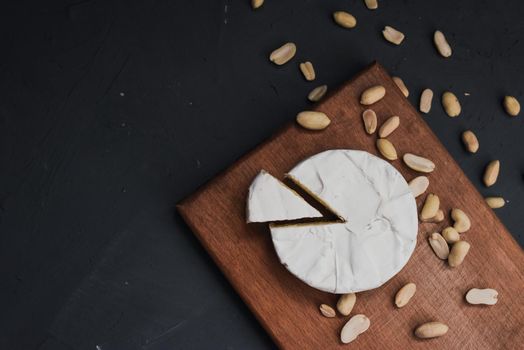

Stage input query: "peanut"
[
  {"left": 448, "top": 240, "right": 470, "bottom": 267},
  {"left": 483, "top": 160, "right": 500, "bottom": 187},
  {"left": 415, "top": 322, "right": 449, "bottom": 339},
  {"left": 296, "top": 111, "right": 330, "bottom": 130},
  {"left": 340, "top": 314, "right": 370, "bottom": 344},
  {"left": 269, "top": 43, "right": 296, "bottom": 65},
  {"left": 442, "top": 91, "right": 461, "bottom": 117},
  {"left": 337, "top": 293, "right": 356, "bottom": 316},
  {"left": 395, "top": 282, "right": 416, "bottom": 308},
  {"left": 376, "top": 139, "right": 398, "bottom": 161},
  {"left": 360, "top": 85, "right": 386, "bottom": 105}
]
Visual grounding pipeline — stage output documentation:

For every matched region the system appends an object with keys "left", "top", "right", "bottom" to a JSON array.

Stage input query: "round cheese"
[{"left": 270, "top": 150, "right": 418, "bottom": 294}]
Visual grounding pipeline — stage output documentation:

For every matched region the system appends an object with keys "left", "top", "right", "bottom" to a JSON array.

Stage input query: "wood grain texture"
[{"left": 177, "top": 63, "right": 524, "bottom": 349}]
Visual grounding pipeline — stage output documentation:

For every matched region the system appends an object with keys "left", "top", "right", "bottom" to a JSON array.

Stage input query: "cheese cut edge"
[{"left": 285, "top": 173, "right": 345, "bottom": 222}]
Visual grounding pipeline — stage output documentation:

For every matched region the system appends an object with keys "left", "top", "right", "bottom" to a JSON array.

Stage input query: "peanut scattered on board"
[
  {"left": 403, "top": 153, "right": 435, "bottom": 173},
  {"left": 420, "top": 194, "right": 440, "bottom": 221},
  {"left": 414, "top": 322, "right": 449, "bottom": 339},
  {"left": 451, "top": 208, "right": 471, "bottom": 233},
  {"left": 448, "top": 240, "right": 471, "bottom": 267},
  {"left": 429, "top": 232, "right": 449, "bottom": 260},
  {"left": 378, "top": 116, "right": 400, "bottom": 138},
  {"left": 376, "top": 138, "right": 398, "bottom": 160},
  {"left": 340, "top": 314, "right": 370, "bottom": 344},
  {"left": 465, "top": 288, "right": 498, "bottom": 305},
  {"left": 395, "top": 282, "right": 416, "bottom": 308},
  {"left": 422, "top": 209, "right": 444, "bottom": 223},
  {"left": 442, "top": 227, "right": 460, "bottom": 244},
  {"left": 337, "top": 293, "right": 356, "bottom": 316},
  {"left": 362, "top": 109, "right": 378, "bottom": 134},
  {"left": 319, "top": 304, "right": 336, "bottom": 317},
  {"left": 408, "top": 176, "right": 429, "bottom": 198},
  {"left": 392, "top": 76, "right": 409, "bottom": 97},
  {"left": 361, "top": 85, "right": 386, "bottom": 105},
  {"left": 296, "top": 111, "right": 331, "bottom": 130}
]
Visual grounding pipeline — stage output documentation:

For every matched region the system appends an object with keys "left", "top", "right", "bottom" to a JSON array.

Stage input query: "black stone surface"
[{"left": 0, "top": 1, "right": 523, "bottom": 349}]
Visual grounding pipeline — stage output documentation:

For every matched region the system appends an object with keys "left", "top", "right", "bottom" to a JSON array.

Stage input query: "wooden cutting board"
[{"left": 177, "top": 63, "right": 524, "bottom": 349}]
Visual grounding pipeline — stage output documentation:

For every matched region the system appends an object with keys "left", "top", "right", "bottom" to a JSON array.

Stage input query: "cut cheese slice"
[
  {"left": 246, "top": 170, "right": 322, "bottom": 223},
  {"left": 271, "top": 150, "right": 418, "bottom": 294}
]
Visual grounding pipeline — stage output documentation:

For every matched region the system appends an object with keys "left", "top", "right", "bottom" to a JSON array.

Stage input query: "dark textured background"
[{"left": 0, "top": 0, "right": 523, "bottom": 349}]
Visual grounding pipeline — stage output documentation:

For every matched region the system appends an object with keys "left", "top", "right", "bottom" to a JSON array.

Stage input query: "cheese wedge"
[{"left": 246, "top": 170, "right": 322, "bottom": 223}]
